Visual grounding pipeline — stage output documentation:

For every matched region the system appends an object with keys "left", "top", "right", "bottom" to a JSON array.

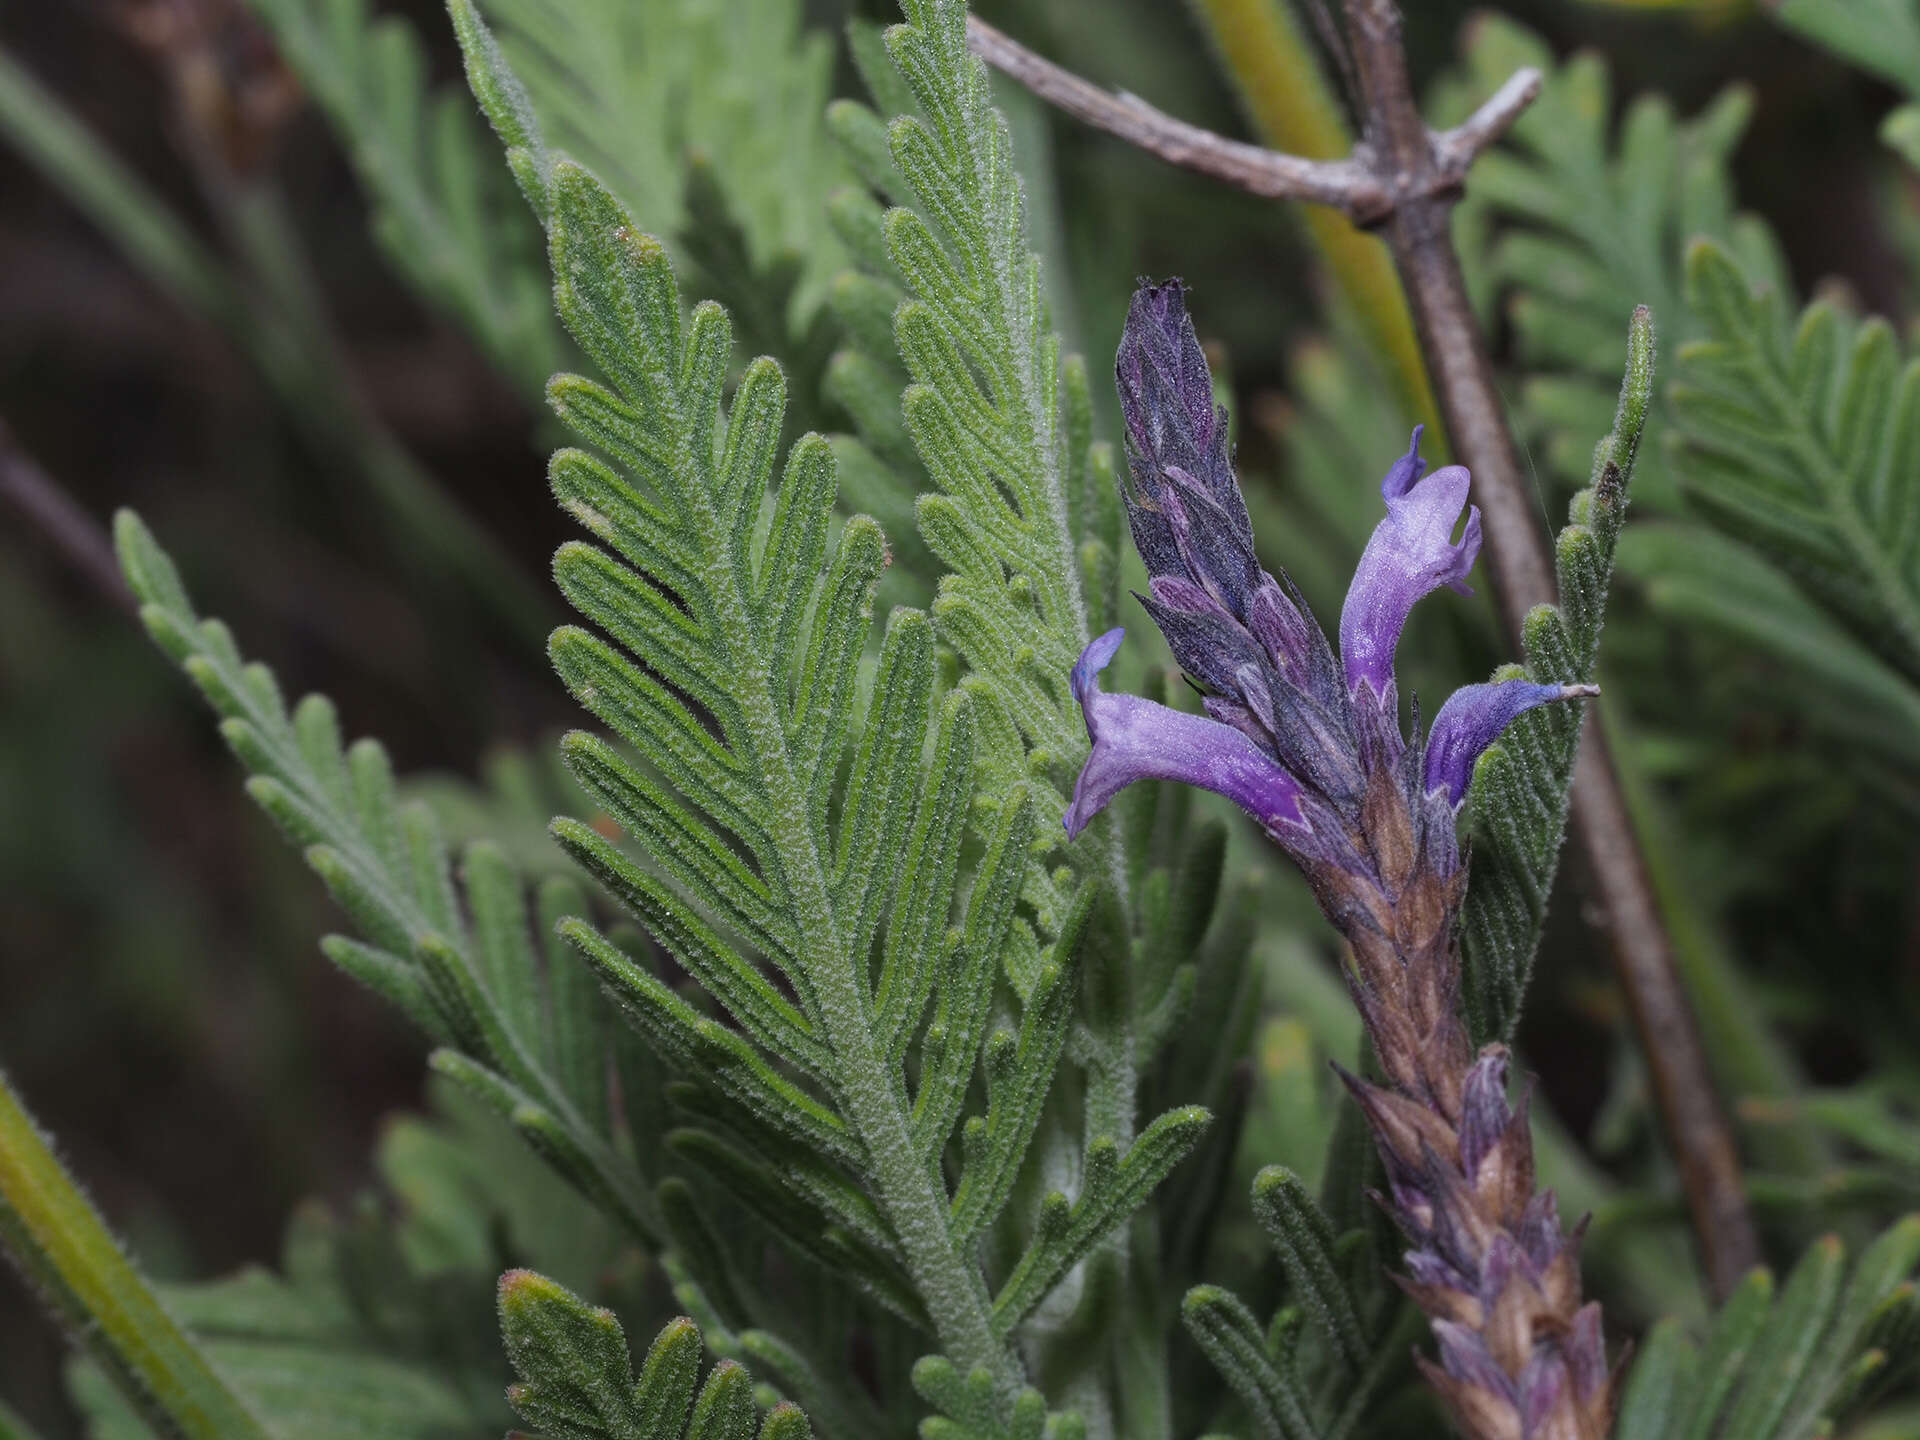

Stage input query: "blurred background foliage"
[{"left": 4, "top": 0, "right": 1920, "bottom": 1433}]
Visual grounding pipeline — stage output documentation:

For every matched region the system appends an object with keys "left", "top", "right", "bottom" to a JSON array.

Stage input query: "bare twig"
[
  {"left": 0, "top": 419, "right": 134, "bottom": 611},
  {"left": 964, "top": 16, "right": 1536, "bottom": 224},
  {"left": 965, "top": 17, "right": 1381, "bottom": 210},
  {"left": 972, "top": 0, "right": 1758, "bottom": 1300},
  {"left": 1430, "top": 66, "right": 1542, "bottom": 180}
]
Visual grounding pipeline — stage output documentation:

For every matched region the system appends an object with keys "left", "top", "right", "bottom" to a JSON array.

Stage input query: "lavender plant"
[
  {"left": 1063, "top": 280, "right": 1611, "bottom": 1440},
  {"left": 4, "top": 2, "right": 1920, "bottom": 1440}
]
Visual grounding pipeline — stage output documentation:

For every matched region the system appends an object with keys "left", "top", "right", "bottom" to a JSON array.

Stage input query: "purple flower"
[
  {"left": 1068, "top": 279, "right": 1590, "bottom": 897},
  {"left": 1081, "top": 280, "right": 1619, "bottom": 1440},
  {"left": 1066, "top": 629, "right": 1309, "bottom": 840}
]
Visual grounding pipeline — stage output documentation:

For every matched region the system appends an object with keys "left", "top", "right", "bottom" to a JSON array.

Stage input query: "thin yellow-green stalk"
[{"left": 0, "top": 1070, "right": 271, "bottom": 1440}]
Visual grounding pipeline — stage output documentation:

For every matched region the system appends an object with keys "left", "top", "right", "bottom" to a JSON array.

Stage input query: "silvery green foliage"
[
  {"left": 458, "top": 0, "right": 1212, "bottom": 1380},
  {"left": 823, "top": 3, "right": 1127, "bottom": 799},
  {"left": 1612, "top": 1218, "right": 1920, "bottom": 1440},
  {"left": 119, "top": 2, "right": 1224, "bottom": 1429},
  {"left": 249, "top": 0, "right": 846, "bottom": 420},
  {"left": 1674, "top": 242, "right": 1920, "bottom": 709},
  {"left": 508, "top": 132, "right": 1205, "bottom": 1404},
  {"left": 1435, "top": 14, "right": 1785, "bottom": 512},
  {"left": 466, "top": 0, "right": 851, "bottom": 317},
  {"left": 1455, "top": 313, "right": 1652, "bottom": 1041},
  {"left": 111, "top": 513, "right": 684, "bottom": 1260},
  {"left": 1181, "top": 1165, "right": 1420, "bottom": 1440},
  {"left": 1437, "top": 20, "right": 1920, "bottom": 782},
  {"left": 118, "top": 508, "right": 856, "bottom": 1430},
  {"left": 1448, "top": 16, "right": 1920, "bottom": 762},
  {"left": 245, "top": 0, "right": 562, "bottom": 399},
  {"left": 813, "top": 11, "right": 1267, "bottom": 1429},
  {"left": 909, "top": 1356, "right": 1087, "bottom": 1440},
  {"left": 58, "top": 4, "right": 1920, "bottom": 1439},
  {"left": 500, "top": 1283, "right": 812, "bottom": 1440}
]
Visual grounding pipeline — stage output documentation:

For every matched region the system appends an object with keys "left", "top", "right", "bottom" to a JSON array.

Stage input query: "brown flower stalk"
[
  {"left": 1068, "top": 281, "right": 1615, "bottom": 1439},
  {"left": 1333, "top": 778, "right": 1616, "bottom": 1440}
]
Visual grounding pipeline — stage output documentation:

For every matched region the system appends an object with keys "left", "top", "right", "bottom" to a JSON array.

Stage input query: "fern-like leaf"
[
  {"left": 1435, "top": 14, "right": 1784, "bottom": 508},
  {"left": 1612, "top": 1216, "right": 1920, "bottom": 1440},
  {"left": 502, "top": 1279, "right": 810, "bottom": 1440},
  {"left": 444, "top": 3, "right": 1212, "bottom": 1406},
  {"left": 839, "top": 0, "right": 1125, "bottom": 847},
  {"left": 910, "top": 1356, "right": 1086, "bottom": 1440},
  {"left": 1180, "top": 1161, "right": 1422, "bottom": 1440},
  {"left": 1457, "top": 308, "right": 1654, "bottom": 1040},
  {"left": 1615, "top": 521, "right": 1920, "bottom": 772},
  {"left": 463, "top": 0, "right": 850, "bottom": 317},
  {"left": 1674, "top": 240, "right": 1920, "bottom": 682},
  {"left": 530, "top": 147, "right": 1207, "bottom": 1388},
  {"left": 124, "top": 1, "right": 1220, "bottom": 1424},
  {"left": 112, "top": 510, "right": 653, "bottom": 1241}
]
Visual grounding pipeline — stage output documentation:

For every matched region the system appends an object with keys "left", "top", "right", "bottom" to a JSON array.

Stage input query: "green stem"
[
  {"left": 682, "top": 423, "right": 1019, "bottom": 1402},
  {"left": 0, "top": 1070, "right": 273, "bottom": 1440},
  {"left": 1179, "top": 0, "right": 1442, "bottom": 444}
]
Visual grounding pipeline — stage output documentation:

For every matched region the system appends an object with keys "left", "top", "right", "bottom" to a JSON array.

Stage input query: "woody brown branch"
[
  {"left": 963, "top": 16, "right": 1537, "bottom": 224},
  {"left": 967, "top": 2, "right": 1757, "bottom": 1300}
]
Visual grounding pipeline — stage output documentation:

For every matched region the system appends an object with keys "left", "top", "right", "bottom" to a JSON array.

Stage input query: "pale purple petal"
[
  {"left": 1339, "top": 437, "right": 1483, "bottom": 698},
  {"left": 1381, "top": 424, "right": 1429, "bottom": 501},
  {"left": 1066, "top": 630, "right": 1308, "bottom": 840},
  {"left": 1424, "top": 680, "right": 1597, "bottom": 807}
]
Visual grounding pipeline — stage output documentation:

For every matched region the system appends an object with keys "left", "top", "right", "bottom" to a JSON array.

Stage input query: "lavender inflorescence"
[{"left": 1067, "top": 280, "right": 1613, "bottom": 1440}]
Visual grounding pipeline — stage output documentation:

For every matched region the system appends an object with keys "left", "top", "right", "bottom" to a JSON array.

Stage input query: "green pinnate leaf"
[
  {"left": 1600, "top": 1218, "right": 1920, "bottom": 1440},
  {"left": 991, "top": 1106, "right": 1213, "bottom": 1335},
  {"left": 1674, "top": 240, "right": 1920, "bottom": 684},
  {"left": 502, "top": 1278, "right": 797, "bottom": 1440},
  {"left": 1459, "top": 308, "right": 1653, "bottom": 1039},
  {"left": 117, "top": 508, "right": 662, "bottom": 1260},
  {"left": 1179, "top": 1286, "right": 1318, "bottom": 1440},
  {"left": 1249, "top": 1166, "right": 1369, "bottom": 1375}
]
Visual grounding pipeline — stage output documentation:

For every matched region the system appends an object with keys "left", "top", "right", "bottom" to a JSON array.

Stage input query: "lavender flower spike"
[{"left": 1071, "top": 279, "right": 1616, "bottom": 1440}]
